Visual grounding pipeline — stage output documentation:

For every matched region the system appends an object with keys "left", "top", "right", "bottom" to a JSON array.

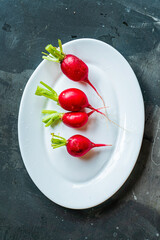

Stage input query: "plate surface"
[{"left": 18, "top": 38, "right": 144, "bottom": 209}]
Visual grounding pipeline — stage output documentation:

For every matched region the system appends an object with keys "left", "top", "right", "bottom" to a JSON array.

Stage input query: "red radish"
[
  {"left": 41, "top": 108, "right": 104, "bottom": 128},
  {"left": 58, "top": 88, "right": 89, "bottom": 111},
  {"left": 62, "top": 111, "right": 89, "bottom": 128},
  {"left": 42, "top": 39, "right": 106, "bottom": 109},
  {"left": 35, "top": 81, "right": 107, "bottom": 118},
  {"left": 51, "top": 133, "right": 111, "bottom": 157}
]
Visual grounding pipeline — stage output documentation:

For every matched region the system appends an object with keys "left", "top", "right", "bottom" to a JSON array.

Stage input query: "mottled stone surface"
[{"left": 0, "top": 0, "right": 160, "bottom": 239}]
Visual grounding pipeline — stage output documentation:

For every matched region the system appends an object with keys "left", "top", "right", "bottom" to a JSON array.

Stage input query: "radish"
[
  {"left": 51, "top": 133, "right": 111, "bottom": 157},
  {"left": 35, "top": 81, "right": 107, "bottom": 118},
  {"left": 41, "top": 108, "right": 105, "bottom": 128},
  {"left": 42, "top": 39, "right": 106, "bottom": 109}
]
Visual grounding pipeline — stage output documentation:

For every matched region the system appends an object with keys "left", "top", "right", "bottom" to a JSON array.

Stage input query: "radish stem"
[
  {"left": 35, "top": 81, "right": 59, "bottom": 102},
  {"left": 42, "top": 43, "right": 65, "bottom": 62},
  {"left": 42, "top": 111, "right": 63, "bottom": 127},
  {"left": 42, "top": 110, "right": 58, "bottom": 114},
  {"left": 58, "top": 39, "right": 63, "bottom": 54},
  {"left": 51, "top": 133, "right": 67, "bottom": 149}
]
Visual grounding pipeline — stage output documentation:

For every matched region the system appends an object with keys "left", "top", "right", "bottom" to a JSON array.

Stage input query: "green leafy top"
[
  {"left": 35, "top": 81, "right": 59, "bottom": 102},
  {"left": 42, "top": 110, "right": 63, "bottom": 127},
  {"left": 42, "top": 39, "right": 65, "bottom": 63},
  {"left": 51, "top": 133, "right": 67, "bottom": 149}
]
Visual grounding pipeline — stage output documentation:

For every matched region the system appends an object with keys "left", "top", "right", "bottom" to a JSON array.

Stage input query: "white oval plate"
[{"left": 18, "top": 38, "right": 144, "bottom": 209}]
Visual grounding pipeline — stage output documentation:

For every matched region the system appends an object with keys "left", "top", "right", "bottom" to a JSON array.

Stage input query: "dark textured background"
[{"left": 0, "top": 0, "right": 160, "bottom": 239}]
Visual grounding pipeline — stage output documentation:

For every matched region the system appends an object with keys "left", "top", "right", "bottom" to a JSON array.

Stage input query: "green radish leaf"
[
  {"left": 35, "top": 82, "right": 59, "bottom": 102},
  {"left": 51, "top": 133, "right": 67, "bottom": 149}
]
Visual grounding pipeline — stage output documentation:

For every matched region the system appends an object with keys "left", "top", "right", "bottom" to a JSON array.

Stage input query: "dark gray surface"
[{"left": 0, "top": 0, "right": 160, "bottom": 239}]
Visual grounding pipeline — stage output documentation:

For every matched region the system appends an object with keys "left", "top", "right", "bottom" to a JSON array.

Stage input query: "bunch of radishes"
[{"left": 35, "top": 39, "right": 111, "bottom": 157}]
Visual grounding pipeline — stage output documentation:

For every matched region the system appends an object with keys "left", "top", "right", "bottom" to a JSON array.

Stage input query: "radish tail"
[
  {"left": 85, "top": 78, "right": 107, "bottom": 116},
  {"left": 88, "top": 105, "right": 126, "bottom": 130},
  {"left": 86, "top": 80, "right": 126, "bottom": 130},
  {"left": 87, "top": 110, "right": 95, "bottom": 117},
  {"left": 87, "top": 106, "right": 108, "bottom": 117},
  {"left": 93, "top": 143, "right": 112, "bottom": 148},
  {"left": 88, "top": 105, "right": 108, "bottom": 119},
  {"left": 88, "top": 105, "right": 114, "bottom": 127}
]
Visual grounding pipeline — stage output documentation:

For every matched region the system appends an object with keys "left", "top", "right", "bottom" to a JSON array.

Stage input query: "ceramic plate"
[{"left": 18, "top": 38, "right": 144, "bottom": 209}]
